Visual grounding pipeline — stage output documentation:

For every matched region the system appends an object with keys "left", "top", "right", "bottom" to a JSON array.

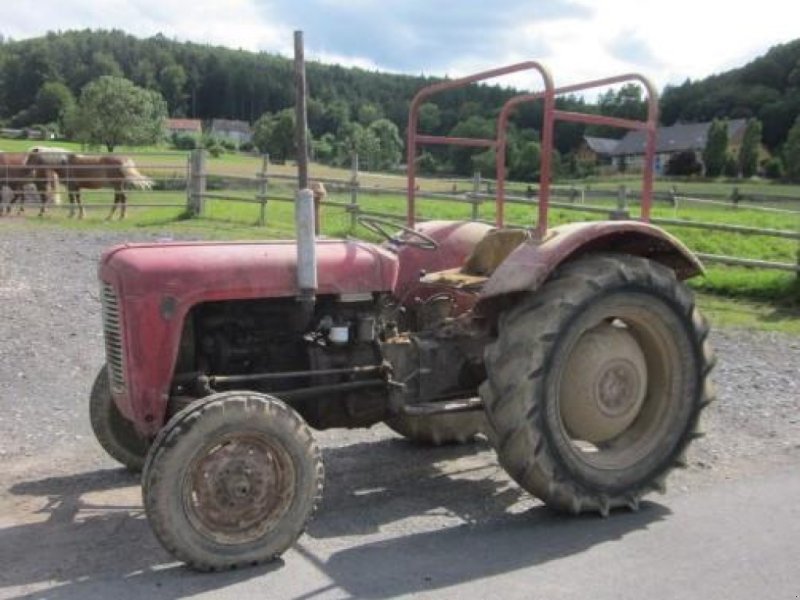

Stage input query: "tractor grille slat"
[{"left": 101, "top": 282, "right": 126, "bottom": 394}]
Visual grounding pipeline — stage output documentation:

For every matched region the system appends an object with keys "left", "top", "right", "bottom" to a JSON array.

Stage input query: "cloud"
[
  {"left": 2, "top": 0, "right": 798, "bottom": 92},
  {"left": 607, "top": 32, "right": 662, "bottom": 69},
  {"left": 257, "top": 0, "right": 589, "bottom": 74}
]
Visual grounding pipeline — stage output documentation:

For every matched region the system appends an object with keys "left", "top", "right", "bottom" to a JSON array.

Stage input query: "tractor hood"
[{"left": 99, "top": 239, "right": 399, "bottom": 300}]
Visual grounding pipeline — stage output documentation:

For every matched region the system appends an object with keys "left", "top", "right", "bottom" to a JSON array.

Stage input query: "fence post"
[
  {"left": 470, "top": 170, "right": 481, "bottom": 221},
  {"left": 349, "top": 152, "right": 359, "bottom": 229},
  {"left": 258, "top": 154, "right": 269, "bottom": 226},
  {"left": 188, "top": 149, "right": 207, "bottom": 217},
  {"left": 610, "top": 184, "right": 629, "bottom": 219},
  {"left": 731, "top": 186, "right": 741, "bottom": 208}
]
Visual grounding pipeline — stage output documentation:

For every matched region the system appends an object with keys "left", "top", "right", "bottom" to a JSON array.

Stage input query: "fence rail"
[
  {"left": 2, "top": 148, "right": 797, "bottom": 274},
  {"left": 183, "top": 150, "right": 800, "bottom": 274}
]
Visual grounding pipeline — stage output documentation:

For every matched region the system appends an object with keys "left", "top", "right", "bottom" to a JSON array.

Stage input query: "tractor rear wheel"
[
  {"left": 385, "top": 411, "right": 485, "bottom": 445},
  {"left": 142, "top": 392, "right": 323, "bottom": 571},
  {"left": 89, "top": 365, "right": 149, "bottom": 472},
  {"left": 480, "top": 254, "right": 715, "bottom": 515}
]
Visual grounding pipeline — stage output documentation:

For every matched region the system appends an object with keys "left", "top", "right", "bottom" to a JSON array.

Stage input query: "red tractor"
[{"left": 90, "top": 63, "right": 714, "bottom": 570}]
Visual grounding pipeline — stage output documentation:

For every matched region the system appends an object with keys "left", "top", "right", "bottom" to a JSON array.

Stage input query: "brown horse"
[
  {"left": 0, "top": 152, "right": 44, "bottom": 215},
  {"left": 26, "top": 153, "right": 153, "bottom": 219}
]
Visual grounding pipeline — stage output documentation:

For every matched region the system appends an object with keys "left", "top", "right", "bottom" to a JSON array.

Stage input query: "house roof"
[
  {"left": 210, "top": 119, "right": 252, "bottom": 134},
  {"left": 584, "top": 136, "right": 619, "bottom": 155},
  {"left": 612, "top": 119, "right": 748, "bottom": 156},
  {"left": 166, "top": 118, "right": 202, "bottom": 132}
]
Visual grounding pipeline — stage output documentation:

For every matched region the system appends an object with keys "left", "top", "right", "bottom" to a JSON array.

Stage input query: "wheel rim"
[
  {"left": 560, "top": 322, "right": 648, "bottom": 444},
  {"left": 183, "top": 433, "right": 296, "bottom": 545},
  {"left": 554, "top": 298, "right": 686, "bottom": 474}
]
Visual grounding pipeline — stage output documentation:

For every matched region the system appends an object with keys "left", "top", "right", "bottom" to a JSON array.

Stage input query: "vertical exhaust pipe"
[
  {"left": 294, "top": 31, "right": 316, "bottom": 309},
  {"left": 295, "top": 187, "right": 317, "bottom": 301}
]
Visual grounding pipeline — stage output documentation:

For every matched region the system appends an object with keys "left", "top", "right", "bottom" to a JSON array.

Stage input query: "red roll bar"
[
  {"left": 406, "top": 64, "right": 659, "bottom": 237},
  {"left": 406, "top": 61, "right": 554, "bottom": 228}
]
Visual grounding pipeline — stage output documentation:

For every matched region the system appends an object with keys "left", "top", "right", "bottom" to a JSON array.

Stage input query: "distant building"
[
  {"left": 165, "top": 118, "right": 202, "bottom": 137},
  {"left": 576, "top": 136, "right": 619, "bottom": 164},
  {"left": 209, "top": 119, "right": 252, "bottom": 145},
  {"left": 611, "top": 119, "right": 748, "bottom": 174}
]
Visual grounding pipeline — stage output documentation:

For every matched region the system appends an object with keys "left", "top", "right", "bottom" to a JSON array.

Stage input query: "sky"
[{"left": 4, "top": 0, "right": 799, "bottom": 93}]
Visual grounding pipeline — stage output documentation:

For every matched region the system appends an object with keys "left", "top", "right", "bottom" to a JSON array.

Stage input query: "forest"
[{"left": 0, "top": 30, "right": 799, "bottom": 176}]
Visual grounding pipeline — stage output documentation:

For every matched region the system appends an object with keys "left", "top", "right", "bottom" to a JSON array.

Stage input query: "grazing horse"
[
  {"left": 28, "top": 146, "right": 68, "bottom": 207},
  {"left": 26, "top": 153, "right": 153, "bottom": 219},
  {"left": 0, "top": 152, "right": 44, "bottom": 216}
]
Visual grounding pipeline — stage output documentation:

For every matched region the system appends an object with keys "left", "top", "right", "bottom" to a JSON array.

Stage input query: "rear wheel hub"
[{"left": 559, "top": 323, "right": 647, "bottom": 444}]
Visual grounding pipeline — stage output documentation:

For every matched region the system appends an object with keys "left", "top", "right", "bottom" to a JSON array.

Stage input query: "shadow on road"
[
  {"left": 297, "top": 502, "right": 669, "bottom": 599},
  {"left": 0, "top": 438, "right": 670, "bottom": 599}
]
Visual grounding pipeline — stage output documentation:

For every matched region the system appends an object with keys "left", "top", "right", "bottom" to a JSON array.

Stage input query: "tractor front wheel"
[
  {"left": 89, "top": 365, "right": 149, "bottom": 472},
  {"left": 142, "top": 392, "right": 324, "bottom": 571},
  {"left": 480, "top": 254, "right": 715, "bottom": 515}
]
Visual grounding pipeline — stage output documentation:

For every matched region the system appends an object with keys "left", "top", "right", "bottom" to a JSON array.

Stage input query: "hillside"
[
  {"left": 0, "top": 29, "right": 515, "bottom": 134},
  {"left": 660, "top": 39, "right": 800, "bottom": 149},
  {"left": 1, "top": 30, "right": 798, "bottom": 161}
]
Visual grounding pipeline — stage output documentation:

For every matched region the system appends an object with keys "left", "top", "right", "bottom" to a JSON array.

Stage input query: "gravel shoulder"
[{"left": 0, "top": 221, "right": 798, "bottom": 599}]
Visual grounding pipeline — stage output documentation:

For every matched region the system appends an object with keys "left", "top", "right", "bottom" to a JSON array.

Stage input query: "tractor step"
[{"left": 401, "top": 396, "right": 483, "bottom": 416}]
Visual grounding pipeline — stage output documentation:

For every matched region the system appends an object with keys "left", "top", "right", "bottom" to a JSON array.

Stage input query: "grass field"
[{"left": 3, "top": 139, "right": 798, "bottom": 333}]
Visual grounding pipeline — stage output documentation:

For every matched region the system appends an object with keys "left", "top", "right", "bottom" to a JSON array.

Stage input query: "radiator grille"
[{"left": 101, "top": 282, "right": 126, "bottom": 394}]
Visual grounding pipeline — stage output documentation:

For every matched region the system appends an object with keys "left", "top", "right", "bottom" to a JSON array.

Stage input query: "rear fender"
[{"left": 478, "top": 221, "right": 703, "bottom": 304}]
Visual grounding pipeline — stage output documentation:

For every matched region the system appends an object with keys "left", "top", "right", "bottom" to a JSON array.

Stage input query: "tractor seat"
[{"left": 422, "top": 228, "right": 531, "bottom": 287}]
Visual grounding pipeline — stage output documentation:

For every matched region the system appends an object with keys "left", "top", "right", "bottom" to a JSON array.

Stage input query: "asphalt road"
[
  {"left": 0, "top": 447, "right": 798, "bottom": 600},
  {"left": 1, "top": 223, "right": 799, "bottom": 599}
]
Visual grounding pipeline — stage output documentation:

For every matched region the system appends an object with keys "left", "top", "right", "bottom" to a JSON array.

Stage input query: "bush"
[
  {"left": 152, "top": 174, "right": 188, "bottom": 191},
  {"left": 763, "top": 156, "right": 784, "bottom": 179},
  {"left": 723, "top": 153, "right": 739, "bottom": 178},
  {"left": 220, "top": 139, "right": 237, "bottom": 151},
  {"left": 416, "top": 151, "right": 438, "bottom": 175},
  {"left": 201, "top": 136, "right": 224, "bottom": 158},
  {"left": 239, "top": 141, "right": 255, "bottom": 153},
  {"left": 171, "top": 133, "right": 197, "bottom": 150},
  {"left": 665, "top": 151, "right": 702, "bottom": 176}
]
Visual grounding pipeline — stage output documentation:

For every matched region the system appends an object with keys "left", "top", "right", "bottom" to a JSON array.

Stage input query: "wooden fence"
[{"left": 187, "top": 150, "right": 800, "bottom": 275}]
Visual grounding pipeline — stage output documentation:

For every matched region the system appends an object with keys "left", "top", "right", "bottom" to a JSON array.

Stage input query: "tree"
[
  {"left": 723, "top": 154, "right": 739, "bottom": 178},
  {"left": 592, "top": 83, "right": 647, "bottom": 137},
  {"left": 252, "top": 112, "right": 274, "bottom": 154},
  {"left": 472, "top": 150, "right": 497, "bottom": 178},
  {"left": 90, "top": 51, "right": 123, "bottom": 79},
  {"left": 763, "top": 156, "right": 783, "bottom": 179},
  {"left": 448, "top": 116, "right": 494, "bottom": 175},
  {"left": 311, "top": 132, "right": 336, "bottom": 164},
  {"left": 69, "top": 76, "right": 167, "bottom": 151},
  {"left": 703, "top": 119, "right": 728, "bottom": 177},
  {"left": 357, "top": 102, "right": 381, "bottom": 126},
  {"left": 418, "top": 102, "right": 441, "bottom": 133},
  {"left": 159, "top": 64, "right": 188, "bottom": 115},
  {"left": 416, "top": 151, "right": 438, "bottom": 174},
  {"left": 509, "top": 140, "right": 542, "bottom": 181},
  {"left": 354, "top": 126, "right": 381, "bottom": 170},
  {"left": 252, "top": 109, "right": 296, "bottom": 160},
  {"left": 738, "top": 118, "right": 762, "bottom": 177},
  {"left": 784, "top": 116, "right": 800, "bottom": 182},
  {"left": 367, "top": 118, "right": 403, "bottom": 169},
  {"left": 31, "top": 81, "right": 75, "bottom": 126}
]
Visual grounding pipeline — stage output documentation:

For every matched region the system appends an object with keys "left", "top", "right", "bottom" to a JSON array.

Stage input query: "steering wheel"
[{"left": 357, "top": 216, "right": 439, "bottom": 250}]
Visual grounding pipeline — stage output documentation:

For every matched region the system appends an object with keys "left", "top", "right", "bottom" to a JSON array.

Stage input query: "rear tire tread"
[{"left": 481, "top": 254, "right": 715, "bottom": 515}]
